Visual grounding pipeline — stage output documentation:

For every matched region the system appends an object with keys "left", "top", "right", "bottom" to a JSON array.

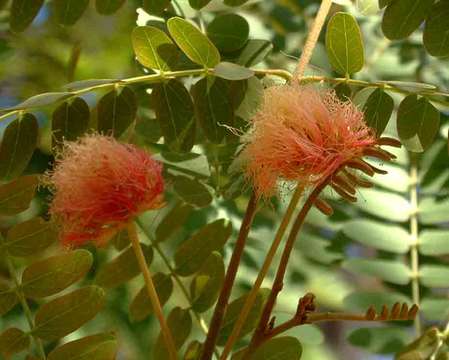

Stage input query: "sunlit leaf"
[
  {"left": 342, "top": 220, "right": 412, "bottom": 253},
  {"left": 22, "top": 249, "right": 93, "bottom": 298},
  {"left": 54, "top": 0, "right": 89, "bottom": 25},
  {"left": 0, "top": 114, "right": 38, "bottom": 181},
  {"left": 419, "top": 230, "right": 449, "bottom": 255},
  {"left": 34, "top": 286, "right": 105, "bottom": 341},
  {"left": 167, "top": 17, "right": 220, "bottom": 68},
  {"left": 397, "top": 95, "right": 440, "bottom": 152},
  {"left": 342, "top": 258, "right": 411, "bottom": 285},
  {"left": 153, "top": 307, "right": 192, "bottom": 359},
  {"left": 419, "top": 197, "right": 449, "bottom": 224},
  {"left": 207, "top": 14, "right": 249, "bottom": 52},
  {"left": 0, "top": 327, "right": 30, "bottom": 358},
  {"left": 190, "top": 252, "right": 225, "bottom": 313},
  {"left": 10, "top": 0, "right": 44, "bottom": 32},
  {"left": 153, "top": 79, "right": 196, "bottom": 153},
  {"left": 420, "top": 298, "right": 449, "bottom": 321},
  {"left": 0, "top": 175, "right": 38, "bottom": 216},
  {"left": 325, "top": 12, "right": 364, "bottom": 76},
  {"left": 396, "top": 327, "right": 439, "bottom": 360},
  {"left": 420, "top": 265, "right": 449, "bottom": 288},
  {"left": 132, "top": 26, "right": 179, "bottom": 71},
  {"left": 95, "top": 0, "right": 125, "bottom": 14},
  {"left": 382, "top": 0, "right": 434, "bottom": 40},
  {"left": 130, "top": 273, "right": 173, "bottom": 322},
  {"left": 97, "top": 86, "right": 137, "bottom": 138},
  {"left": 175, "top": 219, "right": 232, "bottom": 276},
  {"left": 214, "top": 62, "right": 254, "bottom": 81},
  {"left": 355, "top": 189, "right": 411, "bottom": 222},
  {"left": 52, "top": 97, "right": 90, "bottom": 147},
  {"left": 423, "top": 1, "right": 449, "bottom": 57},
  {"left": 48, "top": 332, "right": 117, "bottom": 360},
  {"left": 96, "top": 244, "right": 153, "bottom": 288}
]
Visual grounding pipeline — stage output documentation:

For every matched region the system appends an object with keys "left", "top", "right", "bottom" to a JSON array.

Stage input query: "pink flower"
[
  {"left": 239, "top": 85, "right": 397, "bottom": 198},
  {"left": 47, "top": 134, "right": 164, "bottom": 247}
]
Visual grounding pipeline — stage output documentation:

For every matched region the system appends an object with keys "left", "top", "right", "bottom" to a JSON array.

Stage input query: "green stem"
[
  {"left": 200, "top": 193, "right": 259, "bottom": 360},
  {"left": 219, "top": 185, "right": 304, "bottom": 359},
  {"left": 5, "top": 255, "right": 46, "bottom": 359},
  {"left": 408, "top": 153, "right": 422, "bottom": 335},
  {"left": 127, "top": 222, "right": 178, "bottom": 360},
  {"left": 246, "top": 178, "right": 330, "bottom": 355},
  {"left": 135, "top": 218, "right": 220, "bottom": 359}
]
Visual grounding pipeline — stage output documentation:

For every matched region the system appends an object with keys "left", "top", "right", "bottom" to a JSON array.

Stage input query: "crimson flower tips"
[
  {"left": 47, "top": 134, "right": 164, "bottom": 247},
  {"left": 239, "top": 85, "right": 400, "bottom": 199}
]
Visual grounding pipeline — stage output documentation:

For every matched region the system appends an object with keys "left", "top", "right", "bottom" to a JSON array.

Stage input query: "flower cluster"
[
  {"left": 47, "top": 135, "right": 164, "bottom": 247},
  {"left": 239, "top": 85, "right": 398, "bottom": 199}
]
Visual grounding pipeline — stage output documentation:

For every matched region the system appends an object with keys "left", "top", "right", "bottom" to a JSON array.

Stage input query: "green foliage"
[
  {"left": 207, "top": 14, "right": 249, "bottom": 52},
  {"left": 0, "top": 327, "right": 30, "bottom": 358},
  {"left": 248, "top": 336, "right": 303, "bottom": 360},
  {"left": 0, "top": 175, "right": 38, "bottom": 215}
]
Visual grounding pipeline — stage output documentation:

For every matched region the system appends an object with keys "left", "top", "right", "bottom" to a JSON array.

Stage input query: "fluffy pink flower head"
[
  {"left": 47, "top": 134, "right": 164, "bottom": 247},
  {"left": 239, "top": 85, "right": 398, "bottom": 198}
]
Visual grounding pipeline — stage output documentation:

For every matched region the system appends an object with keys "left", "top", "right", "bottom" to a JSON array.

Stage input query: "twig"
[
  {"left": 127, "top": 222, "right": 177, "bottom": 360},
  {"left": 200, "top": 193, "right": 259, "bottom": 360}
]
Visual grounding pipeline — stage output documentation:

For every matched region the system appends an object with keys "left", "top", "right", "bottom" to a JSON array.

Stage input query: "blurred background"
[{"left": 0, "top": 1, "right": 448, "bottom": 359}]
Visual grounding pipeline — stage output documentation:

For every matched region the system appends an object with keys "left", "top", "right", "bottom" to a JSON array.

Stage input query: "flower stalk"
[{"left": 127, "top": 222, "right": 178, "bottom": 360}]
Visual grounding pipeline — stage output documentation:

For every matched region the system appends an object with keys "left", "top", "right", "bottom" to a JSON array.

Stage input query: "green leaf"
[
  {"left": 52, "top": 97, "right": 90, "bottom": 147},
  {"left": 355, "top": 188, "right": 411, "bottom": 222},
  {"left": 188, "top": 0, "right": 211, "bottom": 10},
  {"left": 396, "top": 327, "right": 440, "bottom": 360},
  {"left": 419, "top": 197, "right": 449, "bottom": 224},
  {"left": 325, "top": 12, "right": 364, "bottom": 76},
  {"left": 153, "top": 307, "right": 192, "bottom": 359},
  {"left": 54, "top": 0, "right": 89, "bottom": 25},
  {"left": 22, "top": 250, "right": 93, "bottom": 298},
  {"left": 368, "top": 163, "right": 409, "bottom": 193},
  {"left": 175, "top": 219, "right": 232, "bottom": 276},
  {"left": 34, "top": 286, "right": 105, "bottom": 341},
  {"left": 48, "top": 332, "right": 117, "bottom": 360},
  {"left": 397, "top": 95, "right": 440, "bottom": 152},
  {"left": 347, "top": 327, "right": 409, "bottom": 354},
  {"left": 0, "top": 282, "right": 18, "bottom": 316},
  {"left": 191, "top": 76, "right": 234, "bottom": 143},
  {"left": 167, "top": 17, "right": 220, "bottom": 68},
  {"left": 334, "top": 83, "right": 352, "bottom": 101},
  {"left": 297, "top": 233, "right": 341, "bottom": 264},
  {"left": 10, "top": 0, "right": 44, "bottom": 32},
  {"left": 0, "top": 327, "right": 30, "bottom": 358},
  {"left": 214, "top": 62, "right": 254, "bottom": 81},
  {"left": 64, "top": 79, "right": 117, "bottom": 91},
  {"left": 236, "top": 39, "right": 273, "bottom": 67},
  {"left": 142, "top": 0, "right": 171, "bottom": 15},
  {"left": 363, "top": 88, "right": 394, "bottom": 136},
  {"left": 3, "top": 217, "right": 57, "bottom": 257},
  {"left": 342, "top": 220, "right": 412, "bottom": 253},
  {"left": 224, "top": 0, "right": 249, "bottom": 6},
  {"left": 0, "top": 114, "right": 38, "bottom": 181},
  {"left": 419, "top": 230, "right": 449, "bottom": 255},
  {"left": 190, "top": 252, "right": 225, "bottom": 313},
  {"left": 173, "top": 176, "right": 213, "bottom": 208},
  {"left": 343, "top": 291, "right": 410, "bottom": 312},
  {"left": 132, "top": 26, "right": 179, "bottom": 71},
  {"left": 420, "top": 265, "right": 449, "bottom": 288},
  {"left": 249, "top": 336, "right": 302, "bottom": 360},
  {"left": 217, "top": 289, "right": 269, "bottom": 345},
  {"left": 207, "top": 14, "right": 249, "bottom": 52},
  {"left": 129, "top": 273, "right": 173, "bottom": 322},
  {"left": 157, "top": 152, "right": 210, "bottom": 178},
  {"left": 382, "top": 0, "right": 434, "bottom": 40},
  {"left": 112, "top": 229, "right": 130, "bottom": 250},
  {"left": 96, "top": 244, "right": 153, "bottom": 288},
  {"left": 95, "top": 0, "right": 125, "bottom": 14},
  {"left": 5, "top": 92, "right": 72, "bottom": 111},
  {"left": 421, "top": 297, "right": 449, "bottom": 321},
  {"left": 423, "top": 1, "right": 449, "bottom": 57},
  {"left": 232, "top": 76, "right": 264, "bottom": 122},
  {"left": 153, "top": 79, "right": 196, "bottom": 153},
  {"left": 184, "top": 341, "right": 203, "bottom": 360},
  {"left": 97, "top": 86, "right": 137, "bottom": 138},
  {"left": 0, "top": 175, "right": 38, "bottom": 216},
  {"left": 155, "top": 203, "right": 193, "bottom": 243},
  {"left": 342, "top": 258, "right": 411, "bottom": 285}
]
